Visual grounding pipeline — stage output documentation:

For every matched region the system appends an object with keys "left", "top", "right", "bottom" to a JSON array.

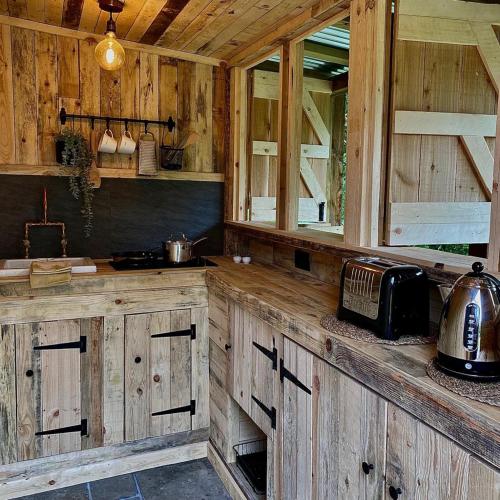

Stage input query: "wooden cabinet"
[
  {"left": 386, "top": 404, "right": 500, "bottom": 500},
  {"left": 124, "top": 307, "right": 209, "bottom": 442},
  {"left": 280, "top": 338, "right": 387, "bottom": 500},
  {"left": 0, "top": 318, "right": 104, "bottom": 464}
]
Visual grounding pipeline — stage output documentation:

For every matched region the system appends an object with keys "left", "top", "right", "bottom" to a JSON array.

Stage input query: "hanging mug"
[
  {"left": 98, "top": 129, "right": 117, "bottom": 153},
  {"left": 117, "top": 130, "right": 136, "bottom": 155}
]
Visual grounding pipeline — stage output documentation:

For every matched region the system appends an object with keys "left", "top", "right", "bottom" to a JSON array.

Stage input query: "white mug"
[
  {"left": 117, "top": 130, "right": 136, "bottom": 155},
  {"left": 98, "top": 129, "right": 117, "bottom": 153}
]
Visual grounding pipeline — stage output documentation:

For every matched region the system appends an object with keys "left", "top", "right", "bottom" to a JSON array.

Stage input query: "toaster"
[{"left": 337, "top": 257, "right": 429, "bottom": 340}]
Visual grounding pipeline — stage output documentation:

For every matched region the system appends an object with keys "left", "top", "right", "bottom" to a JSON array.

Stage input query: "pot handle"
[{"left": 192, "top": 236, "right": 208, "bottom": 247}]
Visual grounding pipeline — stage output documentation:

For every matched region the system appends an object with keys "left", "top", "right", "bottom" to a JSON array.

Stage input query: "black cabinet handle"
[
  {"left": 362, "top": 462, "right": 374, "bottom": 475},
  {"left": 224, "top": 344, "right": 231, "bottom": 351},
  {"left": 135, "top": 356, "right": 141, "bottom": 364},
  {"left": 389, "top": 486, "right": 402, "bottom": 499},
  {"left": 26, "top": 369, "right": 34, "bottom": 377}
]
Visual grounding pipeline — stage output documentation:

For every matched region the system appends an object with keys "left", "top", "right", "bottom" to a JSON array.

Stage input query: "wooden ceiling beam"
[
  {"left": 304, "top": 40, "right": 348, "bottom": 66},
  {"left": 62, "top": 0, "right": 85, "bottom": 30},
  {"left": 0, "top": 14, "right": 222, "bottom": 65},
  {"left": 227, "top": 0, "right": 349, "bottom": 67}
]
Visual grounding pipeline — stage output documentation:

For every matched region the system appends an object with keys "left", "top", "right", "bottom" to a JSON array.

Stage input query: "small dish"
[
  {"left": 233, "top": 255, "right": 242, "bottom": 264},
  {"left": 242, "top": 256, "right": 251, "bottom": 264}
]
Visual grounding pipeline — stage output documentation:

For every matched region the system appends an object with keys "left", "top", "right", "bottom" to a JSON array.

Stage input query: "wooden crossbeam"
[
  {"left": 252, "top": 141, "right": 329, "bottom": 159},
  {"left": 302, "top": 89, "right": 331, "bottom": 146},
  {"left": 387, "top": 202, "right": 491, "bottom": 245},
  {"left": 394, "top": 111, "right": 497, "bottom": 137},
  {"left": 460, "top": 136, "right": 494, "bottom": 200},
  {"left": 251, "top": 196, "right": 320, "bottom": 223},
  {"left": 300, "top": 158, "right": 327, "bottom": 204},
  {"left": 304, "top": 40, "right": 349, "bottom": 66}
]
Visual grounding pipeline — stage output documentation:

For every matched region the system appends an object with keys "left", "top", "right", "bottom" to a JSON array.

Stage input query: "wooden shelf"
[{"left": 0, "top": 165, "right": 224, "bottom": 183}]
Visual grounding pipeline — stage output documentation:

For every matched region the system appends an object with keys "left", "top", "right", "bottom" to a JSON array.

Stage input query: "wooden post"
[
  {"left": 487, "top": 98, "right": 500, "bottom": 271},
  {"left": 344, "top": 0, "right": 391, "bottom": 247},
  {"left": 227, "top": 67, "right": 248, "bottom": 221},
  {"left": 277, "top": 41, "right": 304, "bottom": 231}
]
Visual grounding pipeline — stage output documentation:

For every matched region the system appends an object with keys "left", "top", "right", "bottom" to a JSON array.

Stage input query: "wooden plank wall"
[
  {"left": 0, "top": 22, "right": 226, "bottom": 174},
  {"left": 389, "top": 40, "right": 496, "bottom": 205}
]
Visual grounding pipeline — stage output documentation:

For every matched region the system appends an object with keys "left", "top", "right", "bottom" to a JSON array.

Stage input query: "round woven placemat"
[
  {"left": 426, "top": 358, "right": 500, "bottom": 407},
  {"left": 320, "top": 314, "right": 436, "bottom": 345}
]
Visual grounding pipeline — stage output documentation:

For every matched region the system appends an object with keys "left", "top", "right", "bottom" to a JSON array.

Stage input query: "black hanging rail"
[{"left": 59, "top": 107, "right": 176, "bottom": 133}]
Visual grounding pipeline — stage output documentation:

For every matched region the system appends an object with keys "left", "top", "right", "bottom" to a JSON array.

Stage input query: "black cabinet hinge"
[
  {"left": 34, "top": 336, "right": 87, "bottom": 353},
  {"left": 36, "top": 418, "right": 88, "bottom": 437},
  {"left": 252, "top": 341, "right": 277, "bottom": 370},
  {"left": 152, "top": 400, "right": 196, "bottom": 417},
  {"left": 280, "top": 358, "right": 311, "bottom": 395},
  {"left": 151, "top": 324, "right": 196, "bottom": 340},
  {"left": 251, "top": 395, "right": 276, "bottom": 430}
]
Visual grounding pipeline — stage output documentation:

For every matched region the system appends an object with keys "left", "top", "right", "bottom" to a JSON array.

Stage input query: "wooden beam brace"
[
  {"left": 394, "top": 111, "right": 497, "bottom": 137},
  {"left": 300, "top": 158, "right": 327, "bottom": 204},
  {"left": 472, "top": 22, "right": 500, "bottom": 94},
  {"left": 252, "top": 141, "right": 330, "bottom": 159},
  {"left": 460, "top": 136, "right": 494, "bottom": 200},
  {"left": 277, "top": 42, "right": 303, "bottom": 231},
  {"left": 302, "top": 89, "right": 330, "bottom": 146}
]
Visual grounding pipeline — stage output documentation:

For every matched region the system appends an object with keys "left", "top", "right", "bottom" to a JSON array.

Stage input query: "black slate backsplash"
[{"left": 0, "top": 176, "right": 223, "bottom": 259}]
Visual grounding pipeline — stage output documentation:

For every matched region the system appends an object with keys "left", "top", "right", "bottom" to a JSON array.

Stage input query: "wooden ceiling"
[{"left": 0, "top": 0, "right": 349, "bottom": 62}]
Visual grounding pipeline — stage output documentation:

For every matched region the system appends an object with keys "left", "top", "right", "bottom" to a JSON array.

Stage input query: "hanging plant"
[{"left": 55, "top": 129, "right": 95, "bottom": 237}]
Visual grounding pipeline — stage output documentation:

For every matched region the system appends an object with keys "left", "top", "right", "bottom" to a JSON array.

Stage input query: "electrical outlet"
[{"left": 294, "top": 249, "right": 311, "bottom": 271}]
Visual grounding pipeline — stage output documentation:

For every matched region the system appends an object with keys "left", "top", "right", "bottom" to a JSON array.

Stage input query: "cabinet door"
[
  {"left": 124, "top": 307, "right": 208, "bottom": 441},
  {"left": 229, "top": 303, "right": 279, "bottom": 437},
  {"left": 314, "top": 363, "right": 387, "bottom": 500},
  {"left": 15, "top": 319, "right": 102, "bottom": 461},
  {"left": 386, "top": 404, "right": 500, "bottom": 500},
  {"left": 281, "top": 338, "right": 314, "bottom": 500}
]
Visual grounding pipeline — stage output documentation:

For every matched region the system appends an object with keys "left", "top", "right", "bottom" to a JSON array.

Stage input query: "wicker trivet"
[
  {"left": 426, "top": 358, "right": 500, "bottom": 407},
  {"left": 320, "top": 314, "right": 436, "bottom": 345}
]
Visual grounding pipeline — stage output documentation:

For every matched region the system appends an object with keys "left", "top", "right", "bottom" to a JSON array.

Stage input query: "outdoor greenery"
[{"left": 56, "top": 129, "right": 95, "bottom": 237}]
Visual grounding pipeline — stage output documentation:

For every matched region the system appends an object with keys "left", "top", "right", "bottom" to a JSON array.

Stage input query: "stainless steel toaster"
[{"left": 337, "top": 257, "right": 429, "bottom": 340}]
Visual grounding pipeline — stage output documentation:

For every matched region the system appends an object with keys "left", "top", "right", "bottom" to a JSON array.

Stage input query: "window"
[{"left": 295, "top": 19, "right": 350, "bottom": 234}]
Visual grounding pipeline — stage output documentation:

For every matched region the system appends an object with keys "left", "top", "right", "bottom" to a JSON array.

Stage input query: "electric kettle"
[{"left": 437, "top": 262, "right": 500, "bottom": 380}]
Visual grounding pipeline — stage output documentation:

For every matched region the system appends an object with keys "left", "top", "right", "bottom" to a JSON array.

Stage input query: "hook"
[
  {"left": 124, "top": 119, "right": 129, "bottom": 132},
  {"left": 90, "top": 117, "right": 95, "bottom": 130},
  {"left": 144, "top": 121, "right": 149, "bottom": 134},
  {"left": 106, "top": 118, "right": 110, "bottom": 130},
  {"left": 60, "top": 108, "right": 67, "bottom": 125}
]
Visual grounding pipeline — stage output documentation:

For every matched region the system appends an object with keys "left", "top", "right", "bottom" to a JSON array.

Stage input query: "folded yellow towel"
[{"left": 30, "top": 261, "right": 72, "bottom": 289}]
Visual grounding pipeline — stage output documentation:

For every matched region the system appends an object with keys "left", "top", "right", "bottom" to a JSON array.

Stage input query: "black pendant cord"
[{"left": 59, "top": 108, "right": 176, "bottom": 133}]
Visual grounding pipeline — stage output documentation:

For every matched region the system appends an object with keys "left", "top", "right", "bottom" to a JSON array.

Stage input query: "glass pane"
[{"left": 297, "top": 18, "right": 350, "bottom": 235}]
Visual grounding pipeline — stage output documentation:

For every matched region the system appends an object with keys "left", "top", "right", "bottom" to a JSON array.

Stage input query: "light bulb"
[{"left": 95, "top": 31, "right": 125, "bottom": 71}]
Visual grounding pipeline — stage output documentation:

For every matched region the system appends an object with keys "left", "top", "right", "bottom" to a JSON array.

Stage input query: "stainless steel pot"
[{"left": 163, "top": 234, "right": 207, "bottom": 263}]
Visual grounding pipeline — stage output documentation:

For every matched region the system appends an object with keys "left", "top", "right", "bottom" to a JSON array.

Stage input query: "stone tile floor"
[{"left": 19, "top": 459, "right": 232, "bottom": 500}]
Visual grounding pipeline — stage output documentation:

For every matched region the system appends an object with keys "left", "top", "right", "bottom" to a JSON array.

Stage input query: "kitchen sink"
[{"left": 0, "top": 257, "right": 97, "bottom": 277}]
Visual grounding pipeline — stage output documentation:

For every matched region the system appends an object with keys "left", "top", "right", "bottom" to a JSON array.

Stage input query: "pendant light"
[{"left": 95, "top": 0, "right": 125, "bottom": 71}]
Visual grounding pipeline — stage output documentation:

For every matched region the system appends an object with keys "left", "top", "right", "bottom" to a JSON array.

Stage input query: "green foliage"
[
  {"left": 418, "top": 244, "right": 470, "bottom": 256},
  {"left": 56, "top": 129, "right": 95, "bottom": 237}
]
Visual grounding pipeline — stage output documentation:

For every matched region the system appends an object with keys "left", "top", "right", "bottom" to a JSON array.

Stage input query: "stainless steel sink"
[{"left": 0, "top": 257, "right": 97, "bottom": 277}]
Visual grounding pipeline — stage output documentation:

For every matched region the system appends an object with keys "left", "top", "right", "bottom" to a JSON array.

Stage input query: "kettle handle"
[{"left": 192, "top": 236, "right": 208, "bottom": 247}]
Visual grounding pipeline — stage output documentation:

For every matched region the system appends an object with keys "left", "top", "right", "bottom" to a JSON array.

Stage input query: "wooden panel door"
[
  {"left": 229, "top": 303, "right": 280, "bottom": 437},
  {"left": 15, "top": 319, "right": 93, "bottom": 460},
  {"left": 314, "top": 363, "right": 387, "bottom": 500},
  {"left": 386, "top": 403, "right": 500, "bottom": 499},
  {"left": 124, "top": 307, "right": 208, "bottom": 441},
  {"left": 281, "top": 338, "right": 314, "bottom": 500}
]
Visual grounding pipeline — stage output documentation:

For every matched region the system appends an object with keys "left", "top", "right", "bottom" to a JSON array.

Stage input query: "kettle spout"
[{"left": 437, "top": 284, "right": 453, "bottom": 302}]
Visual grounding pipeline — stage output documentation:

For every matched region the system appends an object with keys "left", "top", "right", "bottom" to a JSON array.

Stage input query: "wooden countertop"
[{"left": 206, "top": 257, "right": 500, "bottom": 469}]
